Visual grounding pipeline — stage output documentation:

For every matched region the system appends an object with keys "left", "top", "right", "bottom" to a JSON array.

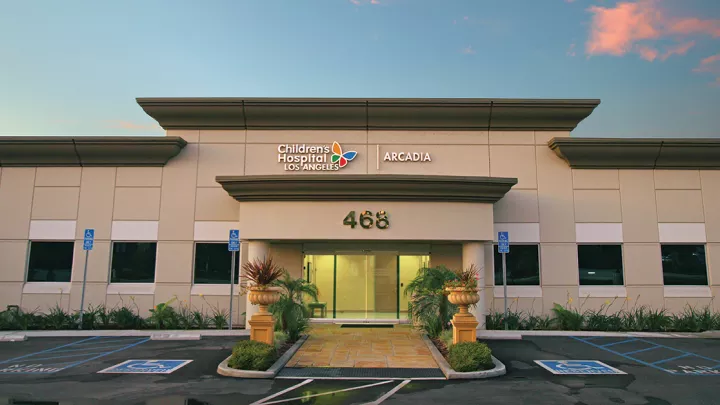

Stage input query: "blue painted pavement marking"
[
  {"left": 0, "top": 337, "right": 150, "bottom": 374},
  {"left": 572, "top": 336, "right": 720, "bottom": 376},
  {"left": 600, "top": 339, "right": 637, "bottom": 347},
  {"left": 98, "top": 359, "right": 193, "bottom": 374},
  {"left": 535, "top": 360, "right": 626, "bottom": 375}
]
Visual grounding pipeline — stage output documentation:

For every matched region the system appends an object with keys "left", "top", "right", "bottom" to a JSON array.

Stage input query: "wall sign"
[
  {"left": 279, "top": 141, "right": 357, "bottom": 171},
  {"left": 343, "top": 210, "right": 389, "bottom": 229},
  {"left": 383, "top": 151, "right": 432, "bottom": 162}
]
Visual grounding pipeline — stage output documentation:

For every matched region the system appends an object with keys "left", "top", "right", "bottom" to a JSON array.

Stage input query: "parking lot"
[{"left": 0, "top": 335, "right": 718, "bottom": 404}]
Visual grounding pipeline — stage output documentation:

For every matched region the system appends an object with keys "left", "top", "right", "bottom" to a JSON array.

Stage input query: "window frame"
[
  {"left": 25, "top": 240, "right": 76, "bottom": 283},
  {"left": 491, "top": 242, "right": 542, "bottom": 286},
  {"left": 108, "top": 240, "right": 159, "bottom": 284},
  {"left": 659, "top": 243, "right": 709, "bottom": 287},
  {"left": 191, "top": 241, "right": 241, "bottom": 285},
  {"left": 576, "top": 243, "right": 626, "bottom": 286}
]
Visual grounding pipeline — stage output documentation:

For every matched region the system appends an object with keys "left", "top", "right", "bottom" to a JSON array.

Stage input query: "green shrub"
[
  {"left": 228, "top": 340, "right": 278, "bottom": 371},
  {"left": 274, "top": 331, "right": 288, "bottom": 349},
  {"left": 269, "top": 271, "right": 316, "bottom": 342},
  {"left": 447, "top": 341, "right": 493, "bottom": 372},
  {"left": 405, "top": 266, "right": 459, "bottom": 337},
  {"left": 440, "top": 329, "right": 453, "bottom": 348},
  {"left": 552, "top": 304, "right": 584, "bottom": 330},
  {"left": 110, "top": 307, "right": 144, "bottom": 329}
]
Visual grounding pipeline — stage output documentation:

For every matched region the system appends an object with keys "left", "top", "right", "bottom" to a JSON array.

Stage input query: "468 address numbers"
[{"left": 343, "top": 210, "right": 389, "bottom": 229}]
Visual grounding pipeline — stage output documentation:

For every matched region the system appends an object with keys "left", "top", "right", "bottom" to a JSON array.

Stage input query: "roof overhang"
[
  {"left": 0, "top": 136, "right": 187, "bottom": 167},
  {"left": 549, "top": 137, "right": 720, "bottom": 169},
  {"left": 137, "top": 97, "right": 600, "bottom": 131},
  {"left": 216, "top": 174, "right": 518, "bottom": 202}
]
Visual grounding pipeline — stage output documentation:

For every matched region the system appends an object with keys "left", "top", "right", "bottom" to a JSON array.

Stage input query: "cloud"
[
  {"left": 106, "top": 120, "right": 161, "bottom": 131},
  {"left": 659, "top": 40, "right": 695, "bottom": 60},
  {"left": 567, "top": 43, "right": 577, "bottom": 56},
  {"left": 692, "top": 53, "right": 720, "bottom": 85},
  {"left": 461, "top": 45, "right": 476, "bottom": 55},
  {"left": 349, "top": 0, "right": 380, "bottom": 5},
  {"left": 585, "top": 0, "right": 720, "bottom": 59},
  {"left": 636, "top": 45, "right": 658, "bottom": 61}
]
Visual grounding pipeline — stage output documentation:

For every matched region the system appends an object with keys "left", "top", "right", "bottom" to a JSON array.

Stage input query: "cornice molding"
[
  {"left": 136, "top": 97, "right": 601, "bottom": 131},
  {"left": 215, "top": 174, "right": 518, "bottom": 203},
  {"left": 0, "top": 136, "right": 187, "bottom": 167}
]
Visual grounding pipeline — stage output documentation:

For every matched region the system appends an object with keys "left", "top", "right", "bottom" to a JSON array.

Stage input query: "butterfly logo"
[{"left": 330, "top": 141, "right": 357, "bottom": 168}]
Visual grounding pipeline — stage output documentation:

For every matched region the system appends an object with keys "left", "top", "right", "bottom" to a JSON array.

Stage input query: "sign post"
[
  {"left": 228, "top": 229, "right": 240, "bottom": 330},
  {"left": 79, "top": 229, "right": 94, "bottom": 330},
  {"left": 498, "top": 231, "right": 510, "bottom": 330}
]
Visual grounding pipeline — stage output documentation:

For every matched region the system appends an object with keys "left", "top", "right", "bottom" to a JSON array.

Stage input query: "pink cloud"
[
  {"left": 106, "top": 120, "right": 161, "bottom": 131},
  {"left": 636, "top": 45, "right": 658, "bottom": 61},
  {"left": 585, "top": 0, "right": 719, "bottom": 59},
  {"left": 692, "top": 53, "right": 720, "bottom": 85},
  {"left": 461, "top": 45, "right": 476, "bottom": 55},
  {"left": 349, "top": 0, "right": 380, "bottom": 5},
  {"left": 659, "top": 40, "right": 695, "bottom": 60}
]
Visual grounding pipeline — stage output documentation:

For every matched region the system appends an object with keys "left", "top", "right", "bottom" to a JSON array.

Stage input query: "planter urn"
[
  {"left": 248, "top": 286, "right": 281, "bottom": 345},
  {"left": 446, "top": 287, "right": 480, "bottom": 344}
]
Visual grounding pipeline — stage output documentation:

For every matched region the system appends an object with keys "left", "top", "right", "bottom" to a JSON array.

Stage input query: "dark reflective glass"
[
  {"left": 493, "top": 244, "right": 540, "bottom": 285},
  {"left": 193, "top": 243, "right": 240, "bottom": 284},
  {"left": 26, "top": 241, "right": 74, "bottom": 282},
  {"left": 661, "top": 245, "right": 708, "bottom": 286},
  {"left": 578, "top": 245, "right": 624, "bottom": 286},
  {"left": 110, "top": 242, "right": 157, "bottom": 283}
]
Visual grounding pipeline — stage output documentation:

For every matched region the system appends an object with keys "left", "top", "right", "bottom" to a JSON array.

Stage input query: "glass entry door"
[{"left": 303, "top": 252, "right": 428, "bottom": 320}]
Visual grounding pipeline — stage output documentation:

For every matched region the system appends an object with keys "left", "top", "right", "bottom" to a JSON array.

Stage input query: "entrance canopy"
[{"left": 216, "top": 174, "right": 517, "bottom": 242}]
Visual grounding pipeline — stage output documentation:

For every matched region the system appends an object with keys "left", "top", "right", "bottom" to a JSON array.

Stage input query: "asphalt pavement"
[{"left": 0, "top": 335, "right": 718, "bottom": 405}]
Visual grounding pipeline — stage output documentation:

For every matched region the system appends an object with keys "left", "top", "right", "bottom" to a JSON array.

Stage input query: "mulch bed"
[
  {"left": 276, "top": 340, "right": 295, "bottom": 359},
  {"left": 430, "top": 337, "right": 450, "bottom": 360}
]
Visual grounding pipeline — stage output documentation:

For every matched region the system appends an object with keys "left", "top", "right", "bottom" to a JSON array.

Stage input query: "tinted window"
[
  {"left": 193, "top": 243, "right": 240, "bottom": 284},
  {"left": 661, "top": 245, "right": 708, "bottom": 286},
  {"left": 494, "top": 244, "right": 540, "bottom": 285},
  {"left": 578, "top": 245, "right": 624, "bottom": 285},
  {"left": 26, "top": 241, "right": 74, "bottom": 282},
  {"left": 110, "top": 242, "right": 157, "bottom": 283}
]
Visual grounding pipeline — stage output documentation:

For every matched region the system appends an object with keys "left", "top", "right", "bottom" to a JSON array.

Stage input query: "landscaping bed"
[
  {"left": 423, "top": 332, "right": 505, "bottom": 379},
  {"left": 217, "top": 333, "right": 307, "bottom": 378}
]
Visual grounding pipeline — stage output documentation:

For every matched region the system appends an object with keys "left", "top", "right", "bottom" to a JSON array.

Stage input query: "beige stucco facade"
[{"left": 1, "top": 97, "right": 718, "bottom": 329}]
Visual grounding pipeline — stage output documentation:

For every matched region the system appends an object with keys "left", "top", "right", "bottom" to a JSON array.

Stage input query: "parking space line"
[
  {"left": 0, "top": 337, "right": 150, "bottom": 374},
  {"left": 601, "top": 339, "right": 637, "bottom": 347},
  {"left": 66, "top": 338, "right": 147, "bottom": 347},
  {"left": 365, "top": 379, "right": 411, "bottom": 405},
  {"left": 572, "top": 336, "right": 720, "bottom": 376},
  {"left": 50, "top": 344, "right": 142, "bottom": 353},
  {"left": 259, "top": 380, "right": 395, "bottom": 405},
  {"left": 249, "top": 379, "right": 313, "bottom": 405},
  {"left": 0, "top": 337, "right": 101, "bottom": 365},
  {"left": 622, "top": 346, "right": 661, "bottom": 356},
  {"left": 653, "top": 353, "right": 691, "bottom": 365}
]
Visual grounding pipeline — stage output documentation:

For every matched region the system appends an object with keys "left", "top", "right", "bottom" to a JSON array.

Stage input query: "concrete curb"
[
  {"left": 217, "top": 335, "right": 308, "bottom": 379},
  {"left": 0, "top": 329, "right": 250, "bottom": 339},
  {"left": 422, "top": 335, "right": 506, "bottom": 380},
  {"left": 477, "top": 330, "right": 715, "bottom": 339}
]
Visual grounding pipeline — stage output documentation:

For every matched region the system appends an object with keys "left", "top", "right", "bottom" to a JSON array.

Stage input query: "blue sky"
[{"left": 1, "top": 0, "right": 719, "bottom": 137}]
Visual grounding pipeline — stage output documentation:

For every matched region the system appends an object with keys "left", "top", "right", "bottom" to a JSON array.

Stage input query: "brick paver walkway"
[{"left": 286, "top": 324, "right": 439, "bottom": 368}]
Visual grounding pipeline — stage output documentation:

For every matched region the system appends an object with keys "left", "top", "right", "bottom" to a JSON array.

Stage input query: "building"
[{"left": 0, "top": 97, "right": 718, "bottom": 329}]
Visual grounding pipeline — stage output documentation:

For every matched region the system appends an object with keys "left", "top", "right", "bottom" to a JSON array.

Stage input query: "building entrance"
[{"left": 303, "top": 252, "right": 430, "bottom": 320}]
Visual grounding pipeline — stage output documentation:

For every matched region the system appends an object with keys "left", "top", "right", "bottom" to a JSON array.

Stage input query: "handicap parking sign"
[
  {"left": 97, "top": 359, "right": 192, "bottom": 374},
  {"left": 534, "top": 360, "right": 626, "bottom": 375}
]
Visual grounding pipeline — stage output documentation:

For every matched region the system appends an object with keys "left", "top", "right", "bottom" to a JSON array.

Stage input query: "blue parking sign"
[
  {"left": 228, "top": 229, "right": 240, "bottom": 252},
  {"left": 83, "top": 229, "right": 94, "bottom": 251},
  {"left": 535, "top": 360, "right": 626, "bottom": 375},
  {"left": 498, "top": 231, "right": 509, "bottom": 254},
  {"left": 97, "top": 359, "right": 192, "bottom": 374}
]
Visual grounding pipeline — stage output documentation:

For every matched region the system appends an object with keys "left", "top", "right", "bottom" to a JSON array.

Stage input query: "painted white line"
[
  {"left": 275, "top": 376, "right": 445, "bottom": 381},
  {"left": 249, "top": 379, "right": 313, "bottom": 405},
  {"left": 366, "top": 379, "right": 411, "bottom": 404},
  {"left": 260, "top": 380, "right": 395, "bottom": 405}
]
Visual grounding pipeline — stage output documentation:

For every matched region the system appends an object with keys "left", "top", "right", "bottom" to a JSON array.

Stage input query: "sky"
[{"left": 0, "top": 0, "right": 719, "bottom": 138}]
